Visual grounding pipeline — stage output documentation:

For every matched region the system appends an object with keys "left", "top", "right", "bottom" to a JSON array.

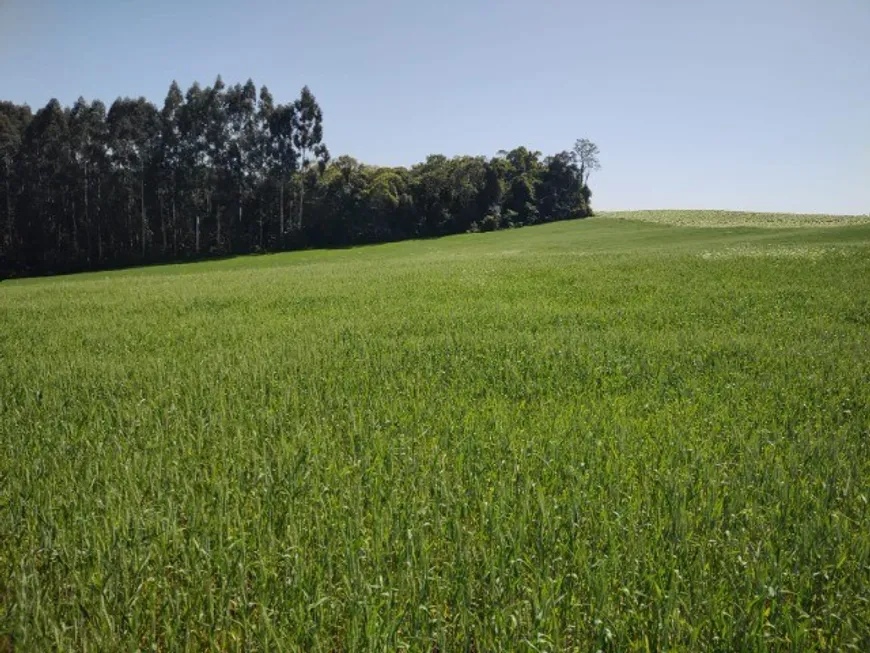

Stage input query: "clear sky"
[{"left": 1, "top": 0, "right": 868, "bottom": 214}]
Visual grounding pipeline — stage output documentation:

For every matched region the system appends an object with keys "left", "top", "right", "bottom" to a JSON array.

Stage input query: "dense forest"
[{"left": 0, "top": 77, "right": 599, "bottom": 277}]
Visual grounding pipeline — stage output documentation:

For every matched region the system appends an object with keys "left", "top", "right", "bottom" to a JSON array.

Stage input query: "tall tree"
[
  {"left": 539, "top": 151, "right": 585, "bottom": 221},
  {"left": 178, "top": 82, "right": 208, "bottom": 254},
  {"left": 497, "top": 147, "right": 544, "bottom": 225},
  {"left": 255, "top": 85, "right": 276, "bottom": 249},
  {"left": 292, "top": 86, "right": 329, "bottom": 232},
  {"left": 266, "top": 102, "right": 296, "bottom": 246},
  {"left": 159, "top": 81, "right": 184, "bottom": 256},
  {"left": 19, "top": 99, "right": 69, "bottom": 269},
  {"left": 107, "top": 97, "right": 161, "bottom": 259},
  {"left": 0, "top": 102, "right": 31, "bottom": 261},
  {"left": 69, "top": 98, "right": 108, "bottom": 262},
  {"left": 205, "top": 76, "right": 228, "bottom": 251},
  {"left": 571, "top": 138, "right": 600, "bottom": 189},
  {"left": 224, "top": 79, "right": 258, "bottom": 251}
]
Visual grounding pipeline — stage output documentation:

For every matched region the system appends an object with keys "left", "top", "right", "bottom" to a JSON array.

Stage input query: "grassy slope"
[{"left": 2, "top": 215, "right": 870, "bottom": 650}]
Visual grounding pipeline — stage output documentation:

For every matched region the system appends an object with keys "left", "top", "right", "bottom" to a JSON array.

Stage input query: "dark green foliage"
[
  {"left": 0, "top": 78, "right": 596, "bottom": 277},
  {"left": 0, "top": 104, "right": 32, "bottom": 257},
  {"left": 540, "top": 151, "right": 588, "bottom": 220},
  {"left": 17, "top": 100, "right": 70, "bottom": 270}
]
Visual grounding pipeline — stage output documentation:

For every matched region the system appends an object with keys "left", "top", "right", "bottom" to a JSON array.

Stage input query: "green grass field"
[{"left": 2, "top": 212, "right": 870, "bottom": 650}]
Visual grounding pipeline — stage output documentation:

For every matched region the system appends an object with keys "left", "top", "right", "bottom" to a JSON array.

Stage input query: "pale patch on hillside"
[
  {"left": 600, "top": 210, "right": 870, "bottom": 228},
  {"left": 699, "top": 245, "right": 852, "bottom": 260}
]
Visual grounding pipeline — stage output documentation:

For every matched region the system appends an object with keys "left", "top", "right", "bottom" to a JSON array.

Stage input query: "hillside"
[{"left": 2, "top": 214, "right": 869, "bottom": 649}]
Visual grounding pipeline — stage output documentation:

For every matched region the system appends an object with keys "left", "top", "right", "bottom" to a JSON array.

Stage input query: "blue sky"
[{"left": 1, "top": 0, "right": 868, "bottom": 214}]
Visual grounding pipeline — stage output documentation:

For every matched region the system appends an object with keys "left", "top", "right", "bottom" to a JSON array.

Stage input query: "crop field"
[{"left": 2, "top": 212, "right": 870, "bottom": 650}]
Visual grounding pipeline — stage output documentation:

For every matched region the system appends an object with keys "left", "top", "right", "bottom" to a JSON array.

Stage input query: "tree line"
[{"left": 0, "top": 76, "right": 600, "bottom": 277}]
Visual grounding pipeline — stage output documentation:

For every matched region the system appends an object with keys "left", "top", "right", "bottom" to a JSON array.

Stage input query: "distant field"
[
  {"left": 2, "top": 215, "right": 870, "bottom": 650},
  {"left": 600, "top": 209, "right": 870, "bottom": 228}
]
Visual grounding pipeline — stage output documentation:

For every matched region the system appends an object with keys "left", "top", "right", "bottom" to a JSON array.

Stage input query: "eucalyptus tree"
[
  {"left": 69, "top": 98, "right": 108, "bottom": 261},
  {"left": 223, "top": 80, "right": 258, "bottom": 250},
  {"left": 292, "top": 86, "right": 329, "bottom": 232},
  {"left": 266, "top": 102, "right": 296, "bottom": 246},
  {"left": 19, "top": 99, "right": 69, "bottom": 268},
  {"left": 0, "top": 102, "right": 31, "bottom": 259},
  {"left": 159, "top": 81, "right": 184, "bottom": 255},
  {"left": 106, "top": 97, "right": 161, "bottom": 258},
  {"left": 571, "top": 138, "right": 600, "bottom": 189},
  {"left": 204, "top": 76, "right": 228, "bottom": 250},
  {"left": 254, "top": 85, "right": 275, "bottom": 249},
  {"left": 178, "top": 82, "right": 208, "bottom": 253}
]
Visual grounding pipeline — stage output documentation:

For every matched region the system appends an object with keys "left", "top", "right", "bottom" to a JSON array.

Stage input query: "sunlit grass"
[{"left": 2, "top": 215, "right": 870, "bottom": 650}]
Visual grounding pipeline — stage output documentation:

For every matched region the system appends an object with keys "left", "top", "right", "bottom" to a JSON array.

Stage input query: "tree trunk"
[
  {"left": 279, "top": 182, "right": 284, "bottom": 247},
  {"left": 298, "top": 175, "right": 304, "bottom": 231},
  {"left": 172, "top": 191, "right": 177, "bottom": 256},
  {"left": 127, "top": 193, "right": 133, "bottom": 252},
  {"left": 83, "top": 164, "right": 89, "bottom": 262},
  {"left": 37, "top": 165, "right": 47, "bottom": 267},
  {"left": 238, "top": 181, "right": 243, "bottom": 252},
  {"left": 199, "top": 189, "right": 208, "bottom": 254},
  {"left": 215, "top": 195, "right": 221, "bottom": 249},
  {"left": 192, "top": 192, "right": 198, "bottom": 255},
  {"left": 160, "top": 192, "right": 166, "bottom": 254},
  {"left": 97, "top": 175, "right": 103, "bottom": 261},
  {"left": 58, "top": 189, "right": 64, "bottom": 251},
  {"left": 71, "top": 196, "right": 78, "bottom": 254},
  {"left": 4, "top": 157, "right": 11, "bottom": 249},
  {"left": 141, "top": 173, "right": 146, "bottom": 258},
  {"left": 171, "top": 170, "right": 177, "bottom": 256}
]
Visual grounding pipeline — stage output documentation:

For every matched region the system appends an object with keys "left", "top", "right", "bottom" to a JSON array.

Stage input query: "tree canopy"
[{"left": 0, "top": 78, "right": 598, "bottom": 277}]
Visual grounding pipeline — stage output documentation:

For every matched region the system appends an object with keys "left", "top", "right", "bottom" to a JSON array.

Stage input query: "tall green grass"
[{"left": 2, "top": 215, "right": 869, "bottom": 650}]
